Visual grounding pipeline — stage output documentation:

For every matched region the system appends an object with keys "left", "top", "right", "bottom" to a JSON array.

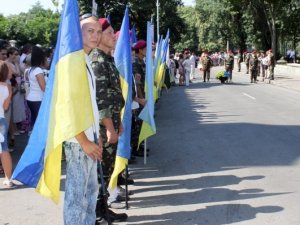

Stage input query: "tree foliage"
[
  {"left": 191, "top": 0, "right": 300, "bottom": 58},
  {"left": 78, "top": 0, "right": 185, "bottom": 46},
  {"left": 0, "top": 2, "right": 60, "bottom": 47}
]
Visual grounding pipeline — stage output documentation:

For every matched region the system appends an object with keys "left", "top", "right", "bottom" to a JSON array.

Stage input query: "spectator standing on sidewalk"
[
  {"left": 260, "top": 51, "right": 268, "bottom": 81},
  {"left": 0, "top": 61, "right": 14, "bottom": 188},
  {"left": 183, "top": 51, "right": 192, "bottom": 86},
  {"left": 189, "top": 52, "right": 196, "bottom": 80}
]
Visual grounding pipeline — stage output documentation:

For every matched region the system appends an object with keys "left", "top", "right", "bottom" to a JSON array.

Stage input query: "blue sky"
[{"left": 1, "top": 0, "right": 195, "bottom": 16}]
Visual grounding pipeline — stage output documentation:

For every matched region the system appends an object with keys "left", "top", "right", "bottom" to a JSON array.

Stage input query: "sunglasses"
[{"left": 80, "top": 13, "right": 98, "bottom": 21}]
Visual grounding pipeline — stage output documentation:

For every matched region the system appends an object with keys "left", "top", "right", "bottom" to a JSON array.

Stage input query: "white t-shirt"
[
  {"left": 0, "top": 84, "right": 9, "bottom": 118},
  {"left": 26, "top": 67, "right": 44, "bottom": 101},
  {"left": 68, "top": 55, "right": 100, "bottom": 143},
  {"left": 183, "top": 58, "right": 192, "bottom": 73}
]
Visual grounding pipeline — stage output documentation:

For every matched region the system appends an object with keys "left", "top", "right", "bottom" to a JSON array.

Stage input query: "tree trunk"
[{"left": 270, "top": 6, "right": 276, "bottom": 58}]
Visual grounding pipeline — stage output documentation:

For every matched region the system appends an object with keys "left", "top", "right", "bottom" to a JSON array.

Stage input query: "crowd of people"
[
  {"left": 0, "top": 41, "right": 53, "bottom": 188},
  {"left": 0, "top": 10, "right": 280, "bottom": 225},
  {"left": 1, "top": 14, "right": 166, "bottom": 225},
  {"left": 166, "top": 48, "right": 276, "bottom": 86}
]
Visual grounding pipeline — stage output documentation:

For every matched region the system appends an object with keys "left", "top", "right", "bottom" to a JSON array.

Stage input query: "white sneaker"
[{"left": 3, "top": 179, "right": 15, "bottom": 188}]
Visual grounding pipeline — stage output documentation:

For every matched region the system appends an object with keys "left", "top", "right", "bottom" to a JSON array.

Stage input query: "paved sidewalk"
[
  {"left": 1, "top": 62, "right": 299, "bottom": 225},
  {"left": 236, "top": 62, "right": 300, "bottom": 92}
]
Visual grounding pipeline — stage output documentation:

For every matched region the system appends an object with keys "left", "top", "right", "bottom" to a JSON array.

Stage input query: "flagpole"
[
  {"left": 156, "top": 0, "right": 159, "bottom": 42},
  {"left": 144, "top": 139, "right": 147, "bottom": 165}
]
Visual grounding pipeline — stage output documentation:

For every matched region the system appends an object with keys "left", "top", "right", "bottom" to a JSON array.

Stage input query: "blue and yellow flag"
[
  {"left": 108, "top": 7, "right": 132, "bottom": 190},
  {"left": 156, "top": 30, "right": 170, "bottom": 95},
  {"left": 12, "top": 0, "right": 93, "bottom": 203},
  {"left": 131, "top": 25, "right": 137, "bottom": 45},
  {"left": 138, "top": 21, "right": 156, "bottom": 147}
]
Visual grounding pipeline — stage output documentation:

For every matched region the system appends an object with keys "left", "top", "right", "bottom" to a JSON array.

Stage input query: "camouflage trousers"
[
  {"left": 100, "top": 119, "right": 120, "bottom": 183},
  {"left": 131, "top": 108, "right": 143, "bottom": 151},
  {"left": 269, "top": 66, "right": 274, "bottom": 80},
  {"left": 63, "top": 142, "right": 99, "bottom": 225}
]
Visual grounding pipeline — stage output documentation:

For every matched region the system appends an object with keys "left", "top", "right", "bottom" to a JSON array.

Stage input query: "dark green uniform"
[
  {"left": 249, "top": 54, "right": 259, "bottom": 83},
  {"left": 245, "top": 53, "right": 251, "bottom": 74},
  {"left": 225, "top": 54, "right": 234, "bottom": 81},
  {"left": 131, "top": 56, "right": 146, "bottom": 152},
  {"left": 237, "top": 53, "right": 242, "bottom": 72},
  {"left": 201, "top": 56, "right": 212, "bottom": 82},
  {"left": 268, "top": 53, "right": 275, "bottom": 80},
  {"left": 90, "top": 48, "right": 124, "bottom": 179},
  {"left": 132, "top": 56, "right": 146, "bottom": 98}
]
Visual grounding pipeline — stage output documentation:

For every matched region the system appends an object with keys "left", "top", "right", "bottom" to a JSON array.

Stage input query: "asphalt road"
[{"left": 1, "top": 66, "right": 300, "bottom": 225}]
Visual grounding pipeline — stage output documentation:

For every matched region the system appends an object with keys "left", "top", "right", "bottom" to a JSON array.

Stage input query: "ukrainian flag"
[
  {"left": 12, "top": 0, "right": 94, "bottom": 203},
  {"left": 138, "top": 21, "right": 156, "bottom": 147},
  {"left": 153, "top": 36, "right": 163, "bottom": 101},
  {"left": 108, "top": 7, "right": 132, "bottom": 190},
  {"left": 155, "top": 30, "right": 170, "bottom": 95},
  {"left": 131, "top": 25, "right": 137, "bottom": 45}
]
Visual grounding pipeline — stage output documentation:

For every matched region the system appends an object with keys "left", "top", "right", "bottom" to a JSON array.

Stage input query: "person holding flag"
[
  {"left": 12, "top": 0, "right": 103, "bottom": 224},
  {"left": 63, "top": 14, "right": 103, "bottom": 225},
  {"left": 90, "top": 18, "right": 127, "bottom": 211},
  {"left": 131, "top": 40, "right": 148, "bottom": 157}
]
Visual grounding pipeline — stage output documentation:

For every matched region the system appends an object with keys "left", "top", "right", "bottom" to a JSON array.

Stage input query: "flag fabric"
[
  {"left": 138, "top": 21, "right": 156, "bottom": 147},
  {"left": 12, "top": 0, "right": 94, "bottom": 203},
  {"left": 107, "top": 15, "right": 111, "bottom": 24},
  {"left": 108, "top": 7, "right": 132, "bottom": 190},
  {"left": 131, "top": 25, "right": 137, "bottom": 45},
  {"left": 155, "top": 30, "right": 170, "bottom": 95},
  {"left": 153, "top": 36, "right": 163, "bottom": 100}
]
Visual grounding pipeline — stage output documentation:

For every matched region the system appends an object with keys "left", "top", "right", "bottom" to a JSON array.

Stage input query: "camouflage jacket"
[
  {"left": 201, "top": 56, "right": 212, "bottom": 71},
  {"left": 237, "top": 53, "right": 242, "bottom": 63},
  {"left": 225, "top": 55, "right": 234, "bottom": 69},
  {"left": 132, "top": 56, "right": 146, "bottom": 97},
  {"left": 249, "top": 55, "right": 259, "bottom": 70},
  {"left": 90, "top": 48, "right": 124, "bottom": 127}
]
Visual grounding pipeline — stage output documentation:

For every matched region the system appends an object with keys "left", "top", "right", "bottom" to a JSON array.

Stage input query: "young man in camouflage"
[
  {"left": 90, "top": 18, "right": 126, "bottom": 212},
  {"left": 268, "top": 49, "right": 275, "bottom": 80},
  {"left": 249, "top": 50, "right": 259, "bottom": 83},
  {"left": 201, "top": 51, "right": 211, "bottom": 82},
  {"left": 224, "top": 50, "right": 234, "bottom": 82},
  {"left": 236, "top": 49, "right": 242, "bottom": 72},
  {"left": 131, "top": 40, "right": 147, "bottom": 157}
]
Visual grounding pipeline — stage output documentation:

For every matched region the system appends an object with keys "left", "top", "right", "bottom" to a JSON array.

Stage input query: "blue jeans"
[
  {"left": 0, "top": 118, "right": 8, "bottom": 152},
  {"left": 63, "top": 142, "right": 99, "bottom": 225}
]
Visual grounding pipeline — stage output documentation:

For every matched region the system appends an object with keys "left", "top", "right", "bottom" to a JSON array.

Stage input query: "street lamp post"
[{"left": 156, "top": 0, "right": 159, "bottom": 42}]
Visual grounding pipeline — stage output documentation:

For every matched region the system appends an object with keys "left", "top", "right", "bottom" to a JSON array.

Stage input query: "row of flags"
[{"left": 12, "top": 0, "right": 171, "bottom": 203}]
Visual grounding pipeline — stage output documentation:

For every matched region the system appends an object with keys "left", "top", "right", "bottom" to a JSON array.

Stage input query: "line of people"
[{"left": 1, "top": 14, "right": 161, "bottom": 225}]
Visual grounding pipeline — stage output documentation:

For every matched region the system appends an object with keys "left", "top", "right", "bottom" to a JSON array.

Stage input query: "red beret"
[
  {"left": 99, "top": 18, "right": 111, "bottom": 31},
  {"left": 133, "top": 40, "right": 146, "bottom": 50}
]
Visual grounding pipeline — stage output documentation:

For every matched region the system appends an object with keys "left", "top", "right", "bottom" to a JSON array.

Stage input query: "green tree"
[
  {"left": 174, "top": 6, "right": 198, "bottom": 52},
  {"left": 3, "top": 3, "right": 60, "bottom": 47},
  {"left": 78, "top": 0, "right": 185, "bottom": 46}
]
